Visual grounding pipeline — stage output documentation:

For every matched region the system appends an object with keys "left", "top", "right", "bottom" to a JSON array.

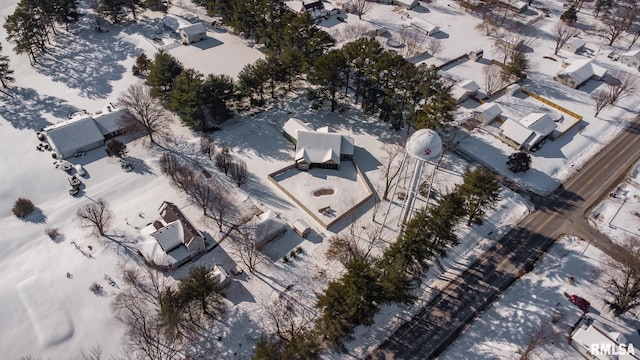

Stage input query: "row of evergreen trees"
[{"left": 251, "top": 167, "right": 501, "bottom": 358}]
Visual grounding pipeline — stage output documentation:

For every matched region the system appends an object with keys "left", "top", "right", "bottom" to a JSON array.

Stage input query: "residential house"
[
  {"left": 472, "top": 102, "right": 503, "bottom": 125},
  {"left": 451, "top": 79, "right": 481, "bottom": 104},
  {"left": 282, "top": 118, "right": 355, "bottom": 170},
  {"left": 139, "top": 201, "right": 206, "bottom": 270},
  {"left": 253, "top": 210, "right": 288, "bottom": 249},
  {"left": 553, "top": 58, "right": 607, "bottom": 88},
  {"left": 620, "top": 49, "right": 640, "bottom": 71},
  {"left": 396, "top": 0, "right": 419, "bottom": 9},
  {"left": 43, "top": 104, "right": 129, "bottom": 159},
  {"left": 500, "top": 113, "right": 557, "bottom": 150}
]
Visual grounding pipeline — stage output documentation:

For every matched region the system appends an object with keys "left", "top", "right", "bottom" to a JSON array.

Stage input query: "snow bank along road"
[{"left": 372, "top": 116, "right": 640, "bottom": 359}]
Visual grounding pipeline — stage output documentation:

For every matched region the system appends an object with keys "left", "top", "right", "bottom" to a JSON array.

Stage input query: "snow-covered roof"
[
  {"left": 44, "top": 115, "right": 105, "bottom": 158},
  {"left": 341, "top": 135, "right": 355, "bottom": 156},
  {"left": 210, "top": 264, "right": 231, "bottom": 289},
  {"left": 409, "top": 18, "right": 440, "bottom": 33},
  {"left": 296, "top": 131, "right": 343, "bottom": 165},
  {"left": 572, "top": 322, "right": 639, "bottom": 360},
  {"left": 396, "top": 0, "right": 418, "bottom": 7},
  {"left": 557, "top": 59, "right": 607, "bottom": 85},
  {"left": 473, "top": 102, "right": 503, "bottom": 120},
  {"left": 621, "top": 49, "right": 640, "bottom": 60},
  {"left": 180, "top": 22, "right": 206, "bottom": 36},
  {"left": 283, "top": 117, "right": 313, "bottom": 139},
  {"left": 458, "top": 79, "right": 480, "bottom": 92},
  {"left": 162, "top": 15, "right": 192, "bottom": 33},
  {"left": 158, "top": 201, "right": 203, "bottom": 247},
  {"left": 518, "top": 113, "right": 556, "bottom": 136},
  {"left": 565, "top": 38, "right": 586, "bottom": 50},
  {"left": 139, "top": 224, "right": 190, "bottom": 267},
  {"left": 254, "top": 210, "right": 287, "bottom": 248},
  {"left": 500, "top": 118, "right": 534, "bottom": 146},
  {"left": 93, "top": 106, "right": 127, "bottom": 135},
  {"left": 152, "top": 220, "right": 184, "bottom": 252}
]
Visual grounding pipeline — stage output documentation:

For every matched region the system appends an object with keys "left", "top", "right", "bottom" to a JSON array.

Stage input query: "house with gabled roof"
[
  {"left": 553, "top": 58, "right": 607, "bottom": 88},
  {"left": 563, "top": 38, "right": 586, "bottom": 54},
  {"left": 138, "top": 201, "right": 206, "bottom": 270},
  {"left": 620, "top": 49, "right": 640, "bottom": 71},
  {"left": 500, "top": 113, "right": 557, "bottom": 151},
  {"left": 472, "top": 102, "right": 503, "bottom": 125},
  {"left": 282, "top": 118, "right": 354, "bottom": 170}
]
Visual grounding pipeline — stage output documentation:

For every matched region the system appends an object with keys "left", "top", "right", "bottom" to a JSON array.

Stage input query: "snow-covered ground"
[
  {"left": 440, "top": 236, "right": 640, "bottom": 360},
  {"left": 590, "top": 161, "right": 640, "bottom": 247},
  {"left": 2, "top": 0, "right": 640, "bottom": 358}
]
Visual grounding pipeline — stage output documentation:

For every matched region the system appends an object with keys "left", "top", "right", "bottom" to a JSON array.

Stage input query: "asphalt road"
[{"left": 372, "top": 117, "right": 640, "bottom": 360}]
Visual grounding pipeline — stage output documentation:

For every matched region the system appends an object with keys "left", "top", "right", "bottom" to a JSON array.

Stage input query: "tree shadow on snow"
[
  {"left": 22, "top": 207, "right": 47, "bottom": 224},
  {"left": 32, "top": 15, "right": 141, "bottom": 99},
  {"left": 0, "top": 87, "right": 78, "bottom": 131}
]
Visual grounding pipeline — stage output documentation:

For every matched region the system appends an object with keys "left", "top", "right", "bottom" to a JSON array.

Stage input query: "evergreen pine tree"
[
  {"left": 507, "top": 151, "right": 532, "bottom": 173},
  {"left": 202, "top": 73, "right": 236, "bottom": 123},
  {"left": 458, "top": 166, "right": 501, "bottom": 226},
  {"left": 308, "top": 49, "right": 348, "bottom": 112},
  {"left": 146, "top": 50, "right": 184, "bottom": 100},
  {"left": 100, "top": 0, "right": 127, "bottom": 24},
  {"left": 178, "top": 266, "right": 225, "bottom": 317},
  {"left": 0, "top": 43, "right": 15, "bottom": 88},
  {"left": 170, "top": 69, "right": 205, "bottom": 130}
]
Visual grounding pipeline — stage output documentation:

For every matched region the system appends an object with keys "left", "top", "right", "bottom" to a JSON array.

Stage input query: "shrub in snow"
[
  {"left": 89, "top": 282, "right": 103, "bottom": 294},
  {"left": 507, "top": 151, "right": 532, "bottom": 173},
  {"left": 12, "top": 198, "right": 35, "bottom": 218},
  {"left": 45, "top": 227, "right": 60, "bottom": 240}
]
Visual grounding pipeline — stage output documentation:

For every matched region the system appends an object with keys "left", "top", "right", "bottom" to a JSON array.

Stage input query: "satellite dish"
[{"left": 405, "top": 129, "right": 443, "bottom": 161}]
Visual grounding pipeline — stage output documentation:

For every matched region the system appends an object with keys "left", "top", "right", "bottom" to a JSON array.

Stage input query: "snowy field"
[
  {"left": 440, "top": 236, "right": 640, "bottom": 360},
  {"left": 1, "top": 0, "right": 640, "bottom": 358}
]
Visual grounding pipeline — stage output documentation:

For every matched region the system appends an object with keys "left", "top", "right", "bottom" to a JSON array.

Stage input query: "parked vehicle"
[
  {"left": 569, "top": 294, "right": 590, "bottom": 312},
  {"left": 74, "top": 164, "right": 87, "bottom": 177}
]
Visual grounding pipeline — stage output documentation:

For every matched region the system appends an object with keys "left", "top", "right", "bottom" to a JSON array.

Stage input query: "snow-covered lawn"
[
  {"left": 440, "top": 236, "right": 640, "bottom": 360},
  {"left": 590, "top": 161, "right": 640, "bottom": 247}
]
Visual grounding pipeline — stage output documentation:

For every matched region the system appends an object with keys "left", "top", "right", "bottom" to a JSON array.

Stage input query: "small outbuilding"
[
  {"left": 409, "top": 18, "right": 440, "bottom": 36},
  {"left": 620, "top": 49, "right": 640, "bottom": 71},
  {"left": 469, "top": 48, "right": 483, "bottom": 61},
  {"left": 451, "top": 80, "right": 480, "bottom": 104},
  {"left": 395, "top": 0, "right": 419, "bottom": 9},
  {"left": 253, "top": 210, "right": 288, "bottom": 250},
  {"left": 472, "top": 103, "right": 503, "bottom": 125},
  {"left": 283, "top": 117, "right": 314, "bottom": 145},
  {"left": 563, "top": 38, "right": 586, "bottom": 54},
  {"left": 292, "top": 219, "right": 311, "bottom": 238}
]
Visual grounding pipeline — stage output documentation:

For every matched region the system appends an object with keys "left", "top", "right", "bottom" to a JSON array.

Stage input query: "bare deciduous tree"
[
  {"left": 352, "top": 0, "right": 371, "bottom": 19},
  {"left": 399, "top": 29, "right": 426, "bottom": 58},
  {"left": 518, "top": 322, "right": 557, "bottom": 360},
  {"left": 214, "top": 152, "right": 231, "bottom": 175},
  {"left": 262, "top": 293, "right": 317, "bottom": 343},
  {"left": 229, "top": 160, "right": 248, "bottom": 187},
  {"left": 79, "top": 344, "right": 103, "bottom": 360},
  {"left": 552, "top": 21, "right": 580, "bottom": 55},
  {"left": 476, "top": 19, "right": 498, "bottom": 36},
  {"left": 187, "top": 176, "right": 214, "bottom": 216},
  {"left": 603, "top": 238, "right": 640, "bottom": 317},
  {"left": 206, "top": 182, "right": 233, "bottom": 232},
  {"left": 76, "top": 199, "right": 114, "bottom": 236},
  {"left": 591, "top": 89, "right": 610, "bottom": 117},
  {"left": 200, "top": 137, "right": 215, "bottom": 160},
  {"left": 426, "top": 38, "right": 444, "bottom": 56},
  {"left": 607, "top": 70, "right": 639, "bottom": 105},
  {"left": 325, "top": 218, "right": 383, "bottom": 265},
  {"left": 113, "top": 265, "right": 186, "bottom": 360},
  {"left": 329, "top": 23, "right": 369, "bottom": 43},
  {"left": 600, "top": 6, "right": 639, "bottom": 46},
  {"left": 230, "top": 219, "right": 267, "bottom": 272},
  {"left": 118, "top": 83, "right": 169, "bottom": 144},
  {"left": 379, "top": 143, "right": 404, "bottom": 201},
  {"left": 483, "top": 64, "right": 503, "bottom": 97}
]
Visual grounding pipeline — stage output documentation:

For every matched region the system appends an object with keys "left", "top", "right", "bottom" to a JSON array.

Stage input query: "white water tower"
[{"left": 382, "top": 129, "right": 443, "bottom": 228}]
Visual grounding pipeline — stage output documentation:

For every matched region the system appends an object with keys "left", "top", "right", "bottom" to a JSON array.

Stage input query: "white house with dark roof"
[
  {"left": 500, "top": 113, "right": 557, "bottom": 150},
  {"left": 553, "top": 58, "right": 607, "bottom": 88},
  {"left": 620, "top": 49, "right": 640, "bottom": 71},
  {"left": 43, "top": 104, "right": 129, "bottom": 159},
  {"left": 139, "top": 201, "right": 206, "bottom": 270}
]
